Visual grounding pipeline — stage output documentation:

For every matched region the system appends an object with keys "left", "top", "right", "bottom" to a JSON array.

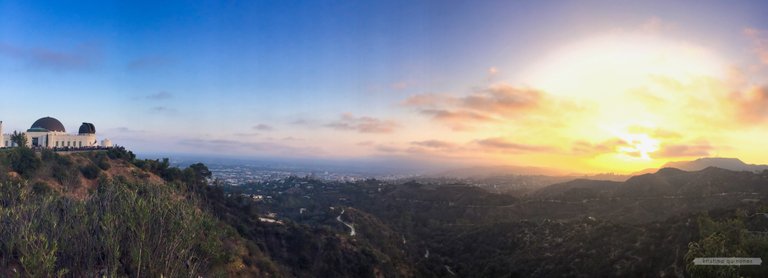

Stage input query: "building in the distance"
[{"left": 0, "top": 116, "right": 113, "bottom": 148}]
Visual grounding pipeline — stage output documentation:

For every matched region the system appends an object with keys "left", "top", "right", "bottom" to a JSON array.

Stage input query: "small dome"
[
  {"left": 29, "top": 117, "right": 66, "bottom": 132},
  {"left": 78, "top": 122, "right": 96, "bottom": 134}
]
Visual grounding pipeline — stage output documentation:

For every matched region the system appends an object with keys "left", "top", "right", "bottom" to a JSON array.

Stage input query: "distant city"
[{"left": 159, "top": 155, "right": 419, "bottom": 185}]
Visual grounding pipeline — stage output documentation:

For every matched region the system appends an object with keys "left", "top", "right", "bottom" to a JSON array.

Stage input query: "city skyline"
[{"left": 2, "top": 1, "right": 768, "bottom": 173}]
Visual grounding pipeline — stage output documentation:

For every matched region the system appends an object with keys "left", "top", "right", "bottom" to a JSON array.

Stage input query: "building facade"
[{"left": 1, "top": 117, "right": 112, "bottom": 148}]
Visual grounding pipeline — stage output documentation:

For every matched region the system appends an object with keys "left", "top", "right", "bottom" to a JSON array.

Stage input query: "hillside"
[
  {"left": 0, "top": 147, "right": 411, "bottom": 277},
  {"left": 4, "top": 146, "right": 768, "bottom": 277},
  {"left": 223, "top": 166, "right": 768, "bottom": 277}
]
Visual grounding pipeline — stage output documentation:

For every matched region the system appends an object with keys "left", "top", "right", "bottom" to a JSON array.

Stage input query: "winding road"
[{"left": 336, "top": 208, "right": 356, "bottom": 236}]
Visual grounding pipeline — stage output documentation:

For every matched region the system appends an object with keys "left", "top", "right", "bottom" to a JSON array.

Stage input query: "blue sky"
[{"left": 2, "top": 1, "right": 768, "bottom": 172}]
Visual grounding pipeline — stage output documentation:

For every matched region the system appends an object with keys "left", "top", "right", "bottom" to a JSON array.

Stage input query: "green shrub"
[
  {"left": 97, "top": 155, "right": 111, "bottom": 171},
  {"left": 80, "top": 164, "right": 101, "bottom": 180},
  {"left": 31, "top": 181, "right": 52, "bottom": 195},
  {"left": 7, "top": 147, "right": 41, "bottom": 179}
]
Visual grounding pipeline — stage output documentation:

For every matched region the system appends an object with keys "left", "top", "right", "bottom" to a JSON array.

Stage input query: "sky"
[{"left": 1, "top": 1, "right": 768, "bottom": 174}]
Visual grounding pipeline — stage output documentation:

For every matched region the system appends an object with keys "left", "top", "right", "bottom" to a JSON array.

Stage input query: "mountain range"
[{"left": 634, "top": 157, "right": 768, "bottom": 175}]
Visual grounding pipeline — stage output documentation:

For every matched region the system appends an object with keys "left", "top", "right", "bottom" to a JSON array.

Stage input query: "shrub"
[
  {"left": 80, "top": 164, "right": 101, "bottom": 180},
  {"left": 7, "top": 147, "right": 41, "bottom": 179},
  {"left": 97, "top": 155, "right": 111, "bottom": 171},
  {"left": 106, "top": 146, "right": 135, "bottom": 161},
  {"left": 31, "top": 181, "right": 52, "bottom": 195}
]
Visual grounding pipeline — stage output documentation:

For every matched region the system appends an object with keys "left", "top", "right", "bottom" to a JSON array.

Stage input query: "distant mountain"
[
  {"left": 663, "top": 157, "right": 768, "bottom": 172},
  {"left": 530, "top": 166, "right": 768, "bottom": 223},
  {"left": 538, "top": 166, "right": 768, "bottom": 200},
  {"left": 632, "top": 157, "right": 768, "bottom": 175}
]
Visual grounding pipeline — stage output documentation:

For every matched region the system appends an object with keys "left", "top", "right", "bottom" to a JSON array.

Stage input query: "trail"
[{"left": 336, "top": 208, "right": 356, "bottom": 236}]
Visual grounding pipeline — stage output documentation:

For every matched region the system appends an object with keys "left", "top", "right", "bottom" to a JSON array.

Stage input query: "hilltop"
[{"left": 0, "top": 147, "right": 165, "bottom": 199}]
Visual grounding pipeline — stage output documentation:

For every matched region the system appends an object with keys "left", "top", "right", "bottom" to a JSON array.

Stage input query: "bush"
[
  {"left": 31, "top": 181, "right": 52, "bottom": 195},
  {"left": 106, "top": 146, "right": 135, "bottom": 161},
  {"left": 97, "top": 155, "right": 111, "bottom": 171},
  {"left": 80, "top": 164, "right": 101, "bottom": 180},
  {"left": 7, "top": 147, "right": 41, "bottom": 179}
]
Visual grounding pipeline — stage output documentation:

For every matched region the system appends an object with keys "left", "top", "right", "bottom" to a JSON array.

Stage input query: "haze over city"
[{"left": 2, "top": 1, "right": 768, "bottom": 174}]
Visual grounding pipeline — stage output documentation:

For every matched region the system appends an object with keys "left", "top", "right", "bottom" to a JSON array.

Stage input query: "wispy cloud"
[
  {"left": 744, "top": 28, "right": 768, "bottom": 65},
  {"left": 390, "top": 81, "right": 409, "bottom": 90},
  {"left": 411, "top": 140, "right": 455, "bottom": 149},
  {"left": 150, "top": 106, "right": 177, "bottom": 114},
  {"left": 253, "top": 124, "right": 274, "bottom": 131},
  {"left": 326, "top": 113, "right": 398, "bottom": 133},
  {"left": 656, "top": 142, "right": 713, "bottom": 158},
  {"left": 639, "top": 17, "right": 675, "bottom": 34},
  {"left": 178, "top": 138, "right": 323, "bottom": 156},
  {"left": 232, "top": 132, "right": 260, "bottom": 137},
  {"left": 145, "top": 91, "right": 173, "bottom": 100},
  {"left": 732, "top": 85, "right": 768, "bottom": 123},
  {"left": 110, "top": 127, "right": 147, "bottom": 134},
  {"left": 474, "top": 137, "right": 556, "bottom": 153},
  {"left": 571, "top": 139, "right": 627, "bottom": 156},
  {"left": 0, "top": 42, "right": 100, "bottom": 71},
  {"left": 404, "top": 83, "right": 558, "bottom": 130}
]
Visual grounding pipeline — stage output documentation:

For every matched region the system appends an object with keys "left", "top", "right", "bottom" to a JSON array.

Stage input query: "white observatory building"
[{"left": 1, "top": 116, "right": 113, "bottom": 148}]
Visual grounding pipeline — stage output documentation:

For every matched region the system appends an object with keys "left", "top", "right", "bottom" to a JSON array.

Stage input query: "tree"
[
  {"left": 10, "top": 131, "right": 27, "bottom": 148},
  {"left": 7, "top": 147, "right": 41, "bottom": 178}
]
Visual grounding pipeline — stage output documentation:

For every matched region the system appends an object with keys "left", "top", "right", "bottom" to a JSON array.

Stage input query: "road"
[{"left": 336, "top": 208, "right": 356, "bottom": 236}]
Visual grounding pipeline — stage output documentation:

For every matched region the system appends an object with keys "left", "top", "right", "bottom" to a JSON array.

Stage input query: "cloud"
[
  {"left": 744, "top": 28, "right": 768, "bottom": 65},
  {"left": 655, "top": 142, "right": 713, "bottom": 158},
  {"left": 402, "top": 93, "right": 453, "bottom": 107},
  {"left": 233, "top": 132, "right": 260, "bottom": 137},
  {"left": 290, "top": 119, "right": 313, "bottom": 126},
  {"left": 150, "top": 106, "right": 177, "bottom": 114},
  {"left": 404, "top": 83, "right": 558, "bottom": 130},
  {"left": 626, "top": 125, "right": 682, "bottom": 139},
  {"left": 571, "top": 139, "right": 627, "bottom": 155},
  {"left": 145, "top": 91, "right": 173, "bottom": 100},
  {"left": 376, "top": 145, "right": 401, "bottom": 153},
  {"left": 253, "top": 124, "right": 274, "bottom": 131},
  {"left": 178, "top": 138, "right": 323, "bottom": 156},
  {"left": 356, "top": 141, "right": 375, "bottom": 147},
  {"left": 640, "top": 17, "right": 675, "bottom": 34},
  {"left": 474, "top": 137, "right": 556, "bottom": 153},
  {"left": 110, "top": 127, "right": 147, "bottom": 134},
  {"left": 488, "top": 66, "right": 499, "bottom": 76},
  {"left": 326, "top": 113, "right": 398, "bottom": 133},
  {"left": 390, "top": 82, "right": 409, "bottom": 90},
  {"left": 733, "top": 85, "right": 768, "bottom": 123},
  {"left": 419, "top": 109, "right": 498, "bottom": 130},
  {"left": 461, "top": 84, "right": 543, "bottom": 113},
  {"left": 411, "top": 140, "right": 455, "bottom": 149},
  {"left": 0, "top": 42, "right": 100, "bottom": 71},
  {"left": 127, "top": 55, "right": 173, "bottom": 70}
]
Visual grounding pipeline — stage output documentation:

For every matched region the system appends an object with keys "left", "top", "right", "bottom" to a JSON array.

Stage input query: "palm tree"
[{"left": 10, "top": 131, "right": 26, "bottom": 148}]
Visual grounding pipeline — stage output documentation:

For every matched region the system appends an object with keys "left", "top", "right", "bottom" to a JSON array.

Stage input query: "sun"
[{"left": 615, "top": 132, "right": 660, "bottom": 160}]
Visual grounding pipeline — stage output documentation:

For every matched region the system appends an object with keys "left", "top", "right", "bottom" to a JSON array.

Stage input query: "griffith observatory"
[{"left": 0, "top": 117, "right": 112, "bottom": 148}]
